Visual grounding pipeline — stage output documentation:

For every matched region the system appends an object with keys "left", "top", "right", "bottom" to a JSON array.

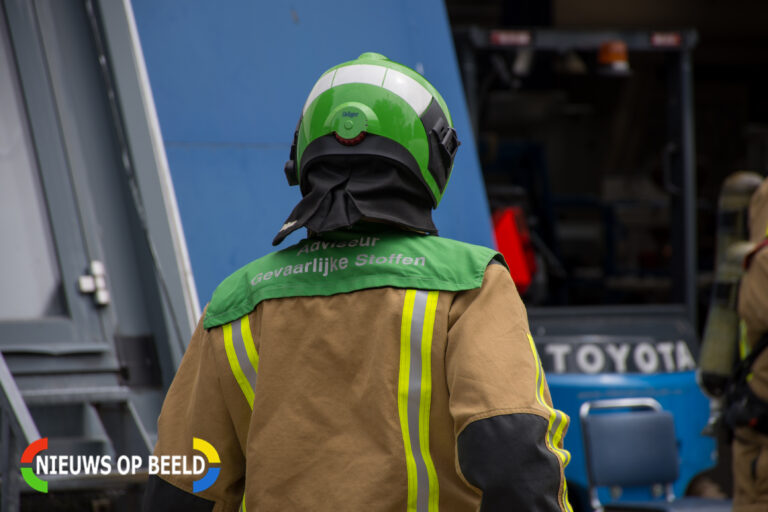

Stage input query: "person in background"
[{"left": 732, "top": 176, "right": 768, "bottom": 512}]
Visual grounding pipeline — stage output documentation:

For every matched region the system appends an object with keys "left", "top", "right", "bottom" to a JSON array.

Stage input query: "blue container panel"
[{"left": 132, "top": 0, "right": 494, "bottom": 305}]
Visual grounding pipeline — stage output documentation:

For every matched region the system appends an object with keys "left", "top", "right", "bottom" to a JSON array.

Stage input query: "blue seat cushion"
[{"left": 584, "top": 410, "right": 679, "bottom": 487}]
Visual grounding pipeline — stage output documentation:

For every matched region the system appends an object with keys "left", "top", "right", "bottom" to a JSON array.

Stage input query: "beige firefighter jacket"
[{"left": 150, "top": 264, "right": 571, "bottom": 511}]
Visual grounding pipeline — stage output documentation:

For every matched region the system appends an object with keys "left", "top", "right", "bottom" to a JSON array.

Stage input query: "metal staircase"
[{"left": 0, "top": 0, "right": 198, "bottom": 509}]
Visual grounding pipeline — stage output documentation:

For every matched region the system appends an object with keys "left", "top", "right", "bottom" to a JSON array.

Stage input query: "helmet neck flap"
[{"left": 272, "top": 152, "right": 437, "bottom": 245}]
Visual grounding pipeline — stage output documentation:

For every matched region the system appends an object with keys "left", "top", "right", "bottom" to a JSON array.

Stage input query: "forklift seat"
[{"left": 580, "top": 398, "right": 731, "bottom": 511}]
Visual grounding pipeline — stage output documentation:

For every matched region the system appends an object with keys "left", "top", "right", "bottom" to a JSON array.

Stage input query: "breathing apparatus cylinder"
[
  {"left": 699, "top": 241, "right": 756, "bottom": 397},
  {"left": 698, "top": 171, "right": 763, "bottom": 398}
]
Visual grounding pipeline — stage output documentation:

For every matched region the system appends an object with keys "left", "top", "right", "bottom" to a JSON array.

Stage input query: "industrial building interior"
[{"left": 447, "top": 0, "right": 768, "bottom": 318}]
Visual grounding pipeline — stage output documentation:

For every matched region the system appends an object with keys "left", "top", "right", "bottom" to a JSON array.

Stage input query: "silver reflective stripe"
[
  {"left": 232, "top": 317, "right": 258, "bottom": 394},
  {"left": 408, "top": 290, "right": 430, "bottom": 512},
  {"left": 302, "top": 64, "right": 434, "bottom": 117},
  {"left": 399, "top": 289, "right": 439, "bottom": 511},
  {"left": 549, "top": 409, "right": 567, "bottom": 462}
]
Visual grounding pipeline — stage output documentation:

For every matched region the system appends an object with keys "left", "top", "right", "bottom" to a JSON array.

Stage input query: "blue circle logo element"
[{"left": 192, "top": 438, "right": 221, "bottom": 493}]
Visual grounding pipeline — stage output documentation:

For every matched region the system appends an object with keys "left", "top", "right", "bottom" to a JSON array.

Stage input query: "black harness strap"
[{"left": 725, "top": 333, "right": 768, "bottom": 434}]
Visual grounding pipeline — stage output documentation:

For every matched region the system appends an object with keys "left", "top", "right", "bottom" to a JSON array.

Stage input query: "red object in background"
[{"left": 493, "top": 207, "right": 536, "bottom": 294}]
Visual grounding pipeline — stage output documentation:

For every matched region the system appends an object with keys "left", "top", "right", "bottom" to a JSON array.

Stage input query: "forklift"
[{"left": 454, "top": 26, "right": 720, "bottom": 510}]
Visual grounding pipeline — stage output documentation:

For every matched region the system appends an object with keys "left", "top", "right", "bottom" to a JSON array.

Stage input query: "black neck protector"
[{"left": 273, "top": 156, "right": 437, "bottom": 245}]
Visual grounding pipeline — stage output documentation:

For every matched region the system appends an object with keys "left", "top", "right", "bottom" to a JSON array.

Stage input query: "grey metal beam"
[
  {"left": 0, "top": 352, "right": 39, "bottom": 512},
  {"left": 679, "top": 48, "right": 698, "bottom": 329},
  {"left": 93, "top": 0, "right": 200, "bottom": 368},
  {"left": 1, "top": 408, "right": 20, "bottom": 512},
  {"left": 0, "top": 353, "right": 40, "bottom": 444},
  {"left": 22, "top": 386, "right": 131, "bottom": 406},
  {"left": 3, "top": 0, "right": 106, "bottom": 345}
]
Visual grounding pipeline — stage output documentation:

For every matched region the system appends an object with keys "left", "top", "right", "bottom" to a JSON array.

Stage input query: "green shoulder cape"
[{"left": 204, "top": 229, "right": 504, "bottom": 329}]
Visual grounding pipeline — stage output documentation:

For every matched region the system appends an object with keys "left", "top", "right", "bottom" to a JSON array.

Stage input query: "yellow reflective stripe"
[
  {"left": 228, "top": 317, "right": 258, "bottom": 511},
  {"left": 553, "top": 416, "right": 568, "bottom": 461},
  {"left": 563, "top": 483, "right": 571, "bottom": 512},
  {"left": 527, "top": 333, "right": 570, "bottom": 464},
  {"left": 223, "top": 322, "right": 254, "bottom": 408},
  {"left": 420, "top": 291, "right": 440, "bottom": 512},
  {"left": 399, "top": 289, "right": 440, "bottom": 511},
  {"left": 398, "top": 289, "right": 418, "bottom": 511},
  {"left": 241, "top": 316, "right": 259, "bottom": 373},
  {"left": 739, "top": 319, "right": 750, "bottom": 360},
  {"left": 527, "top": 333, "right": 573, "bottom": 512}
]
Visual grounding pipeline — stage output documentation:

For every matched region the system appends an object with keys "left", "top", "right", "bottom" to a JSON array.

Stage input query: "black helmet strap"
[
  {"left": 420, "top": 99, "right": 460, "bottom": 194},
  {"left": 284, "top": 117, "right": 302, "bottom": 186}
]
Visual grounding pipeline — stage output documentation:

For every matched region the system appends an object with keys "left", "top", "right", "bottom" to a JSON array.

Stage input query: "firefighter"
[
  {"left": 732, "top": 176, "right": 768, "bottom": 512},
  {"left": 143, "top": 52, "right": 571, "bottom": 512}
]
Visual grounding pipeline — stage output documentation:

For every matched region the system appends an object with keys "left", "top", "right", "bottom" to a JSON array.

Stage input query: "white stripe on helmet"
[
  {"left": 302, "top": 69, "right": 336, "bottom": 115},
  {"left": 382, "top": 68, "right": 432, "bottom": 117},
  {"left": 302, "top": 64, "right": 434, "bottom": 117},
  {"left": 333, "top": 63, "right": 387, "bottom": 87}
]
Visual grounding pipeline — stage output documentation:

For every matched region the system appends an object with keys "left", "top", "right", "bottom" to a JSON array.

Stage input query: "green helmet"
[{"left": 284, "top": 52, "right": 459, "bottom": 207}]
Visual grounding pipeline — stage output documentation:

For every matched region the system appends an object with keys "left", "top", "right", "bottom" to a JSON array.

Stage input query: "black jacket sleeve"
[
  {"left": 458, "top": 414, "right": 565, "bottom": 512},
  {"left": 143, "top": 475, "right": 215, "bottom": 512}
]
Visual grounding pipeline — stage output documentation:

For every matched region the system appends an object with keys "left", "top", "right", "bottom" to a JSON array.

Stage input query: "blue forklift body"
[{"left": 528, "top": 303, "right": 716, "bottom": 509}]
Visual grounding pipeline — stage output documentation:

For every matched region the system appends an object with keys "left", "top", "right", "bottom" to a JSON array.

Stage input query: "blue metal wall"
[{"left": 131, "top": 0, "right": 494, "bottom": 305}]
